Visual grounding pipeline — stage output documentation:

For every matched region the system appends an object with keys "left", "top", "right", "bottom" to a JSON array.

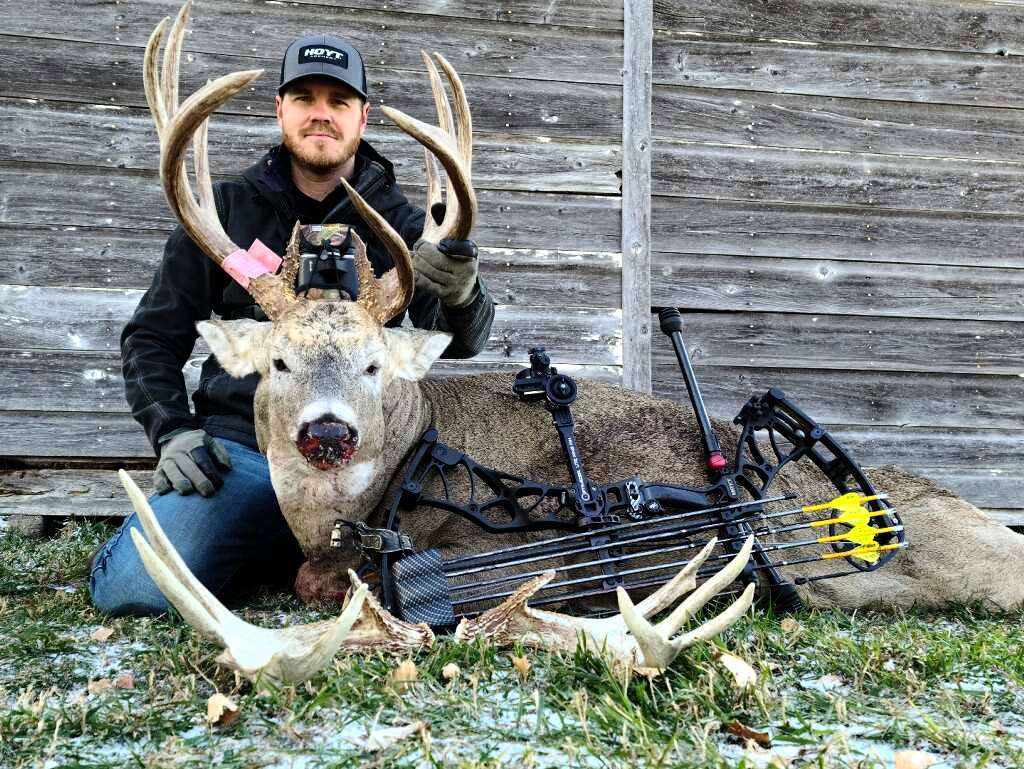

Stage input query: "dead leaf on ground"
[
  {"left": 894, "top": 750, "right": 938, "bottom": 769},
  {"left": 779, "top": 617, "right": 800, "bottom": 634},
  {"left": 87, "top": 678, "right": 112, "bottom": 695},
  {"left": 725, "top": 720, "right": 772, "bottom": 749},
  {"left": 391, "top": 659, "right": 418, "bottom": 685},
  {"left": 206, "top": 693, "right": 240, "bottom": 728},
  {"left": 510, "top": 654, "right": 530, "bottom": 680},
  {"left": 90, "top": 626, "right": 115, "bottom": 643},
  {"left": 441, "top": 662, "right": 461, "bottom": 682},
  {"left": 348, "top": 721, "right": 428, "bottom": 752},
  {"left": 112, "top": 672, "right": 134, "bottom": 689},
  {"left": 716, "top": 651, "right": 759, "bottom": 690}
]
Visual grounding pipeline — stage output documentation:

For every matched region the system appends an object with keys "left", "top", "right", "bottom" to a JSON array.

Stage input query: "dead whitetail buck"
[{"left": 125, "top": 1, "right": 765, "bottom": 685}]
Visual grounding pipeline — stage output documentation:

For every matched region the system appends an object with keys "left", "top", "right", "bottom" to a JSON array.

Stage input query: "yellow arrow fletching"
[
  {"left": 802, "top": 492, "right": 884, "bottom": 515},
  {"left": 821, "top": 542, "right": 902, "bottom": 563}
]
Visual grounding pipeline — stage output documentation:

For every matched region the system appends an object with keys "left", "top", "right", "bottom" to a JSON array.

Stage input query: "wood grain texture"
[
  {"left": 651, "top": 364, "right": 1024, "bottom": 430},
  {"left": 653, "top": 86, "right": 1024, "bottom": 162},
  {"left": 0, "top": 286, "right": 623, "bottom": 364},
  {"left": 0, "top": 167, "right": 622, "bottom": 252},
  {"left": 0, "top": 34, "right": 622, "bottom": 139},
  {"left": 650, "top": 252, "right": 1024, "bottom": 322},
  {"left": 0, "top": 98, "right": 621, "bottom": 195},
  {"left": 651, "top": 196, "right": 1024, "bottom": 269},
  {"left": 652, "top": 141, "right": 1024, "bottom": 216},
  {"left": 654, "top": 0, "right": 1024, "bottom": 54},
  {"left": 652, "top": 36, "right": 1024, "bottom": 108},
  {"left": 0, "top": 0, "right": 624, "bottom": 84},
  {"left": 646, "top": 310, "right": 1023, "bottom": 375},
  {"left": 621, "top": 0, "right": 654, "bottom": 392}
]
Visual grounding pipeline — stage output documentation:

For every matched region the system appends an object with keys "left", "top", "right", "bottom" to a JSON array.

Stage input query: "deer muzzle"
[{"left": 296, "top": 418, "right": 359, "bottom": 470}]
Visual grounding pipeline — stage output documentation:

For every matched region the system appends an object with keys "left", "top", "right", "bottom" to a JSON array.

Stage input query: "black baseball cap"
[{"left": 279, "top": 34, "right": 367, "bottom": 100}]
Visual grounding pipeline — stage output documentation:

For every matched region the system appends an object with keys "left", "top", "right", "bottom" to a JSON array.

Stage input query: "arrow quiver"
[{"left": 345, "top": 327, "right": 906, "bottom": 629}]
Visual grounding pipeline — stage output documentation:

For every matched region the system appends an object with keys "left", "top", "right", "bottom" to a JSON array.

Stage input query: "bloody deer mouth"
[{"left": 296, "top": 420, "right": 358, "bottom": 470}]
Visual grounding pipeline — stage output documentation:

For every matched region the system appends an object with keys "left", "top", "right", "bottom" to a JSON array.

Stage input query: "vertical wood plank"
[{"left": 621, "top": 0, "right": 654, "bottom": 392}]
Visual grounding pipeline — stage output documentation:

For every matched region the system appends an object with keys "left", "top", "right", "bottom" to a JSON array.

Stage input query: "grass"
[{"left": 2, "top": 519, "right": 1022, "bottom": 768}]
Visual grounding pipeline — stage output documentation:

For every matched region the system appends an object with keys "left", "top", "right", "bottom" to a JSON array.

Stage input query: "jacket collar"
[{"left": 243, "top": 139, "right": 396, "bottom": 215}]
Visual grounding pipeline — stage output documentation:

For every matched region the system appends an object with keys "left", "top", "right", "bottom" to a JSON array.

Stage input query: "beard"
[{"left": 283, "top": 123, "right": 360, "bottom": 176}]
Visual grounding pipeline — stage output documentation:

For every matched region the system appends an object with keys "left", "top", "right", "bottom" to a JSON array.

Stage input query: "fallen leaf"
[
  {"left": 725, "top": 720, "right": 772, "bottom": 749},
  {"left": 717, "top": 651, "right": 758, "bottom": 690},
  {"left": 90, "top": 626, "right": 115, "bottom": 643},
  {"left": 206, "top": 693, "right": 240, "bottom": 728},
  {"left": 779, "top": 617, "right": 800, "bottom": 634},
  {"left": 391, "top": 659, "right": 418, "bottom": 685},
  {"left": 347, "top": 721, "right": 427, "bottom": 752},
  {"left": 87, "top": 678, "right": 112, "bottom": 695},
  {"left": 113, "top": 672, "right": 134, "bottom": 689},
  {"left": 510, "top": 654, "right": 530, "bottom": 680},
  {"left": 894, "top": 750, "right": 938, "bottom": 769},
  {"left": 441, "top": 663, "right": 461, "bottom": 682}
]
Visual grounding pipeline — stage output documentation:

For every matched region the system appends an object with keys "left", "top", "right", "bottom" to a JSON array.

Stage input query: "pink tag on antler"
[{"left": 223, "top": 239, "right": 283, "bottom": 288}]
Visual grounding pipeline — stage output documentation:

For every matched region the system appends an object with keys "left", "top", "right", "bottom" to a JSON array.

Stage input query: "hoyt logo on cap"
[
  {"left": 299, "top": 45, "right": 349, "bottom": 67},
  {"left": 279, "top": 34, "right": 368, "bottom": 99}
]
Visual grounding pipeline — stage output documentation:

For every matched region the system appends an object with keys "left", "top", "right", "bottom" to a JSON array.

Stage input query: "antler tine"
[
  {"left": 161, "top": 0, "right": 190, "bottom": 122},
  {"left": 143, "top": 18, "right": 170, "bottom": 139},
  {"left": 617, "top": 537, "right": 756, "bottom": 670},
  {"left": 381, "top": 53, "right": 476, "bottom": 242},
  {"left": 340, "top": 179, "right": 414, "bottom": 323}
]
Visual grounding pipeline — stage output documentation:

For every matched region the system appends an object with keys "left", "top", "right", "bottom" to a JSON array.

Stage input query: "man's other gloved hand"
[
  {"left": 154, "top": 428, "right": 232, "bottom": 497},
  {"left": 413, "top": 237, "right": 480, "bottom": 308}
]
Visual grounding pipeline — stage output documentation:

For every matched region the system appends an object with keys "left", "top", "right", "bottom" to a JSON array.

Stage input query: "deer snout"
[{"left": 296, "top": 416, "right": 360, "bottom": 470}]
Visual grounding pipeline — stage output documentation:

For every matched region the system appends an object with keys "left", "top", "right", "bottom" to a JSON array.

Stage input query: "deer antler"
[
  {"left": 119, "top": 470, "right": 433, "bottom": 685},
  {"left": 144, "top": 1, "right": 428, "bottom": 325},
  {"left": 381, "top": 51, "right": 477, "bottom": 243},
  {"left": 454, "top": 537, "right": 756, "bottom": 673}
]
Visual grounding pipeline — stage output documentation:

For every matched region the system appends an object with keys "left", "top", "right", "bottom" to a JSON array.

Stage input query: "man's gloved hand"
[
  {"left": 154, "top": 428, "right": 232, "bottom": 497},
  {"left": 413, "top": 237, "right": 480, "bottom": 308}
]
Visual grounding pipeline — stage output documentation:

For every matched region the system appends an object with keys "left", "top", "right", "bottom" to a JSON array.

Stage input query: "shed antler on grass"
[
  {"left": 120, "top": 471, "right": 434, "bottom": 685},
  {"left": 456, "top": 537, "right": 756, "bottom": 672}
]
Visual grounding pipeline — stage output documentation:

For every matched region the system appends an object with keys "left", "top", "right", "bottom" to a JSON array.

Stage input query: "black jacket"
[{"left": 121, "top": 141, "right": 494, "bottom": 454}]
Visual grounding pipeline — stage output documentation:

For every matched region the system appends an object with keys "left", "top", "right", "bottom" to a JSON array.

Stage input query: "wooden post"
[{"left": 621, "top": 0, "right": 653, "bottom": 392}]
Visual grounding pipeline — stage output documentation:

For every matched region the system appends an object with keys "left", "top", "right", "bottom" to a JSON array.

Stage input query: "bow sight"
[{"left": 340, "top": 312, "right": 907, "bottom": 628}]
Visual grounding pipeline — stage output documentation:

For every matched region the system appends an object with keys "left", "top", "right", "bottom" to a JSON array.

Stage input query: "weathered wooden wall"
[
  {"left": 648, "top": 0, "right": 1024, "bottom": 525},
  {"left": 1, "top": 0, "right": 1021, "bottom": 527}
]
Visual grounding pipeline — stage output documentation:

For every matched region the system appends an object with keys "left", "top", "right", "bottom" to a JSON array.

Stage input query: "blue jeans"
[{"left": 89, "top": 439, "right": 304, "bottom": 616}]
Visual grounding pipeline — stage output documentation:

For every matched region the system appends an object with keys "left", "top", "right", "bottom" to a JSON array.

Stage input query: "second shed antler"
[{"left": 144, "top": 0, "right": 476, "bottom": 323}]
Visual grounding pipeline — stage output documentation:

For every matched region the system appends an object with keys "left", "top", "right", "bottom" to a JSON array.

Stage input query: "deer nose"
[{"left": 296, "top": 417, "right": 359, "bottom": 470}]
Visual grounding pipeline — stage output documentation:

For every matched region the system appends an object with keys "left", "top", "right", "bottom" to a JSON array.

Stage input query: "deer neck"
[{"left": 267, "top": 378, "right": 432, "bottom": 558}]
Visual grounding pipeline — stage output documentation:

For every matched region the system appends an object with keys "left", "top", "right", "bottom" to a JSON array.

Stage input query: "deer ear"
[
  {"left": 384, "top": 328, "right": 451, "bottom": 381},
  {"left": 197, "top": 319, "right": 272, "bottom": 377}
]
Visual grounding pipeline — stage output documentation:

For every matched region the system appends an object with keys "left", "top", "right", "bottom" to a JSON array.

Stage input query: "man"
[{"left": 89, "top": 35, "right": 494, "bottom": 616}]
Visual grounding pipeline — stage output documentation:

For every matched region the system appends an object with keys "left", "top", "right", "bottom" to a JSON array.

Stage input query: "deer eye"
[
  {"left": 365, "top": 363, "right": 380, "bottom": 376},
  {"left": 273, "top": 358, "right": 290, "bottom": 373}
]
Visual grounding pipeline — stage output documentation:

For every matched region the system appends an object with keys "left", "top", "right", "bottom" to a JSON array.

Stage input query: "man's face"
[{"left": 276, "top": 77, "right": 369, "bottom": 176}]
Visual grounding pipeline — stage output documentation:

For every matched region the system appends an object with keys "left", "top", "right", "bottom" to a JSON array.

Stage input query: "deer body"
[{"left": 203, "top": 301, "right": 1024, "bottom": 614}]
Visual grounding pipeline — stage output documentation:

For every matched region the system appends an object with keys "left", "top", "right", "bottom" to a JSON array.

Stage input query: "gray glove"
[
  {"left": 154, "top": 428, "right": 232, "bottom": 497},
  {"left": 413, "top": 238, "right": 479, "bottom": 308}
]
